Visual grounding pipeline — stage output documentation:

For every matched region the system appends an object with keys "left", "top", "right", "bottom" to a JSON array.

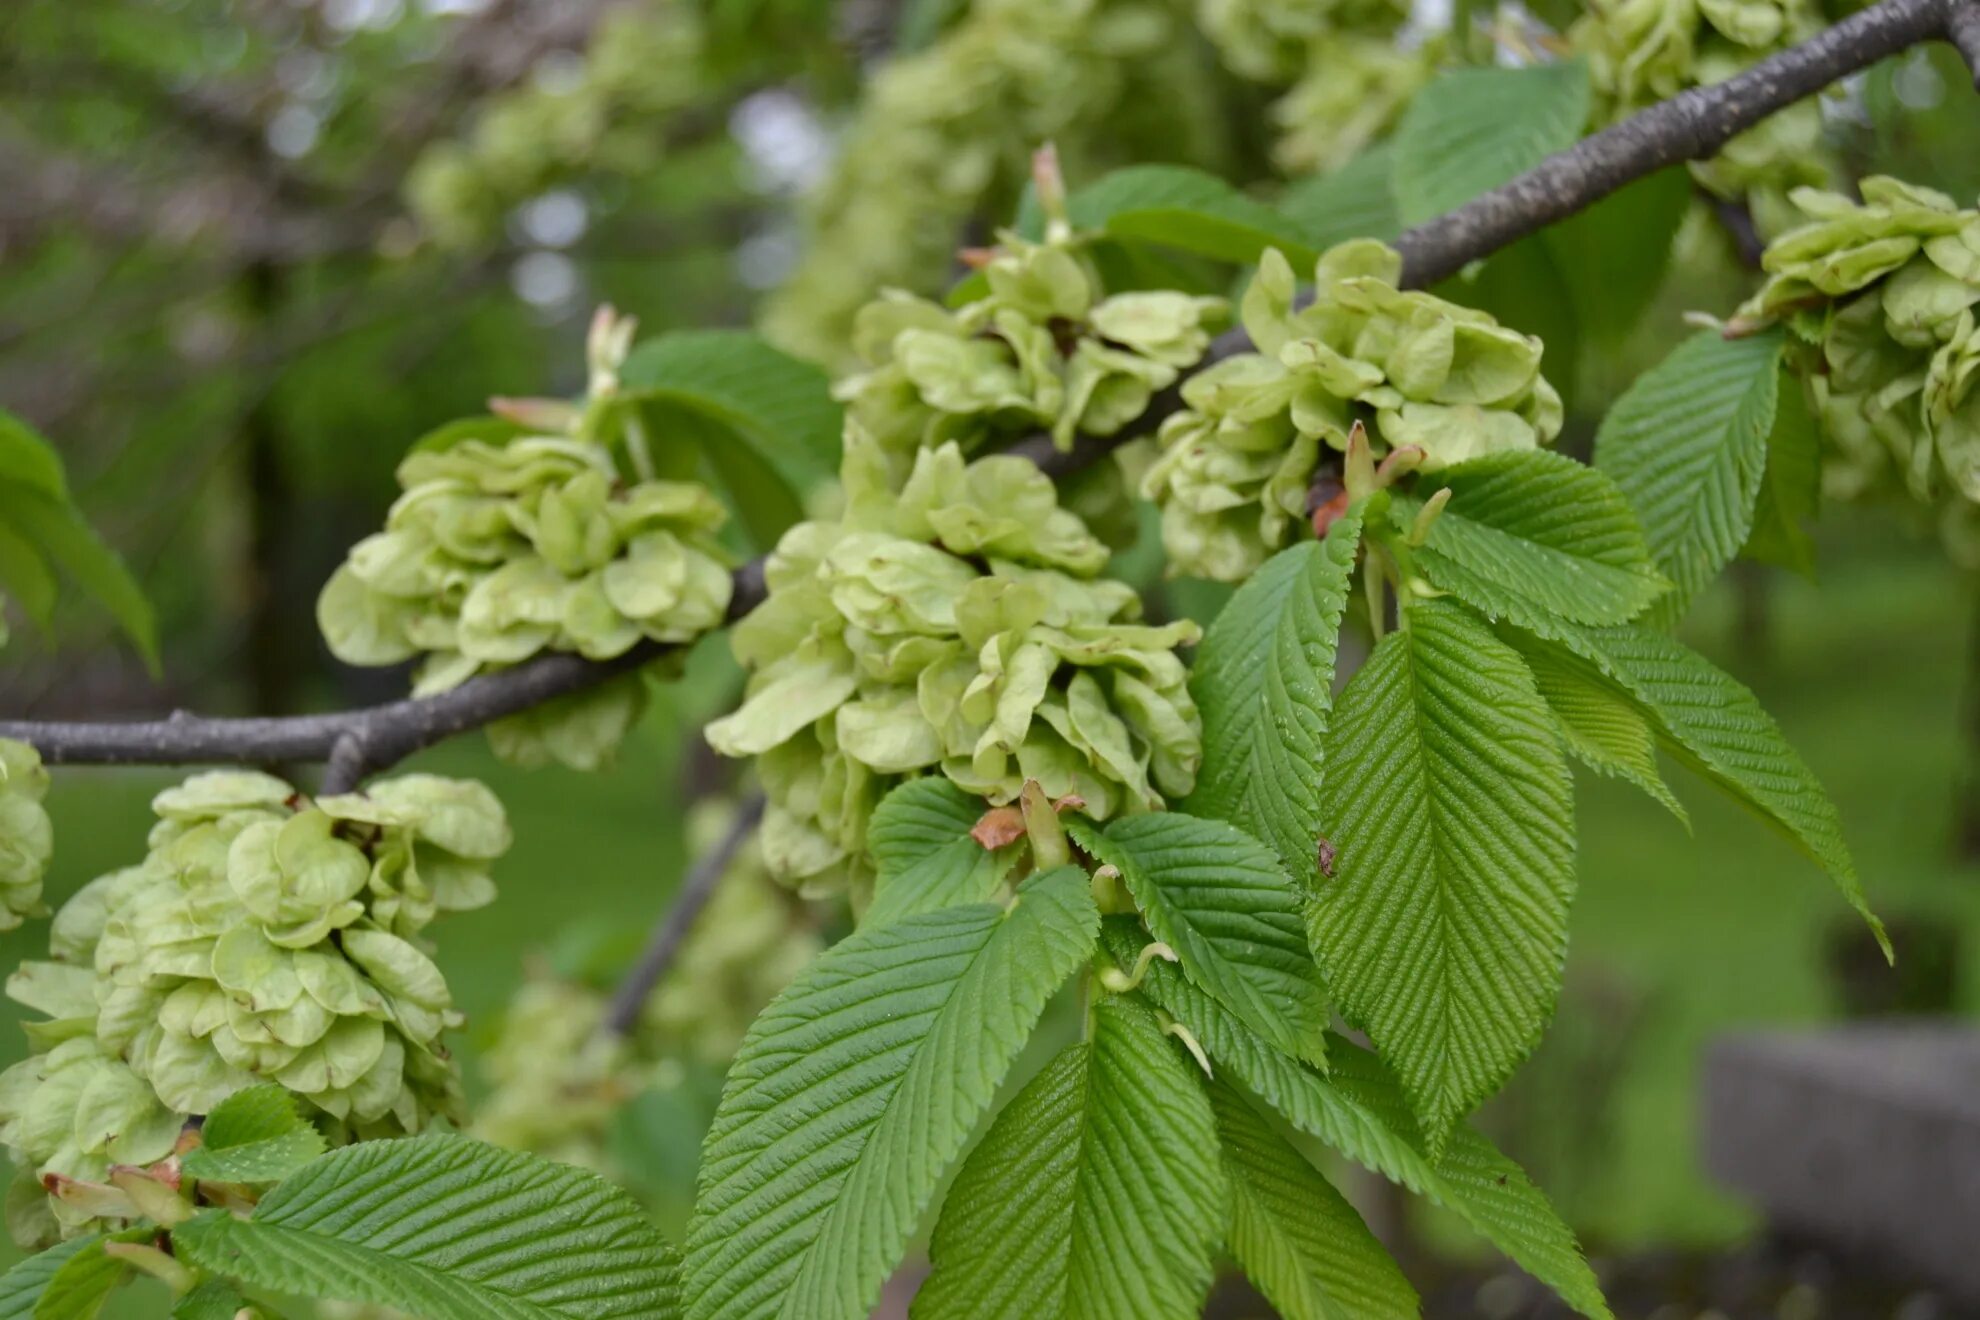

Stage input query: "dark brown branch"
[
  {"left": 602, "top": 793, "right": 765, "bottom": 1036},
  {"left": 1394, "top": 0, "right": 1962, "bottom": 286},
  {"left": 2, "top": 0, "right": 1963, "bottom": 779}
]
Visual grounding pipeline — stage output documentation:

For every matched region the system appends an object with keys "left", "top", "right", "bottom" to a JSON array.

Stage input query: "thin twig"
[
  {"left": 602, "top": 793, "right": 766, "bottom": 1037},
  {"left": 3, "top": 0, "right": 1966, "bottom": 779}
]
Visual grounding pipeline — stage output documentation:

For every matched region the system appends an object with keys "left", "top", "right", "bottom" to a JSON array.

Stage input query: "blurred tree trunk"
[
  {"left": 1954, "top": 575, "right": 1980, "bottom": 861},
  {"left": 1729, "top": 559, "right": 1772, "bottom": 671},
  {"left": 241, "top": 259, "right": 302, "bottom": 718}
]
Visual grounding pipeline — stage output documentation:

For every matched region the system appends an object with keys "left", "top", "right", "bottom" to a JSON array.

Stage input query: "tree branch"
[
  {"left": 1393, "top": 0, "right": 1964, "bottom": 288},
  {"left": 601, "top": 793, "right": 765, "bottom": 1037},
  {"left": 3, "top": 0, "right": 1963, "bottom": 778}
]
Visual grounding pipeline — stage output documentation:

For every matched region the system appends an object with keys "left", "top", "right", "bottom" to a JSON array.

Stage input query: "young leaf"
[
  {"left": 1064, "top": 165, "right": 1325, "bottom": 268},
  {"left": 1069, "top": 813, "right": 1329, "bottom": 1069},
  {"left": 0, "top": 1237, "right": 95, "bottom": 1320},
  {"left": 180, "top": 1084, "right": 327, "bottom": 1184},
  {"left": 1209, "top": 1080, "right": 1417, "bottom": 1320},
  {"left": 864, "top": 778, "right": 1017, "bottom": 927},
  {"left": 915, "top": 996, "right": 1226, "bottom": 1320},
  {"left": 1521, "top": 641, "right": 1689, "bottom": 825},
  {"left": 1530, "top": 621, "right": 1886, "bottom": 956},
  {"left": 1277, "top": 147, "right": 1402, "bottom": 249},
  {"left": 1392, "top": 61, "right": 1591, "bottom": 225},
  {"left": 1593, "top": 329, "right": 1786, "bottom": 623},
  {"left": 1743, "top": 370, "right": 1821, "bottom": 576},
  {"left": 1110, "top": 930, "right": 1609, "bottom": 1320},
  {"left": 1401, "top": 450, "right": 1668, "bottom": 631},
  {"left": 618, "top": 329, "right": 842, "bottom": 543},
  {"left": 1314, "top": 600, "right": 1576, "bottom": 1148},
  {"left": 1185, "top": 506, "right": 1364, "bottom": 887},
  {"left": 0, "top": 408, "right": 158, "bottom": 673},
  {"left": 17, "top": 1228, "right": 151, "bottom": 1320},
  {"left": 171, "top": 1136, "right": 681, "bottom": 1319},
  {"left": 684, "top": 867, "right": 1100, "bottom": 1320}
]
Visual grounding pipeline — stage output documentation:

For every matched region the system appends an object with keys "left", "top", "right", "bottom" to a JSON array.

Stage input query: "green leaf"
[
  {"left": 619, "top": 329, "right": 842, "bottom": 543},
  {"left": 0, "top": 521, "right": 59, "bottom": 632},
  {"left": 864, "top": 778, "right": 1017, "bottom": 927},
  {"left": 1524, "top": 621, "right": 1886, "bottom": 957},
  {"left": 1393, "top": 61, "right": 1591, "bottom": 225},
  {"left": 1209, "top": 1080, "right": 1417, "bottom": 1320},
  {"left": 914, "top": 996, "right": 1226, "bottom": 1320},
  {"left": 1521, "top": 640, "right": 1688, "bottom": 825},
  {"left": 0, "top": 410, "right": 69, "bottom": 502},
  {"left": 1593, "top": 328, "right": 1786, "bottom": 624},
  {"left": 1185, "top": 507, "right": 1364, "bottom": 887},
  {"left": 23, "top": 1228, "right": 149, "bottom": 1320},
  {"left": 1743, "top": 370, "right": 1820, "bottom": 577},
  {"left": 1538, "top": 168, "right": 1690, "bottom": 348},
  {"left": 0, "top": 1237, "right": 111, "bottom": 1320},
  {"left": 1069, "top": 812, "right": 1329, "bottom": 1069},
  {"left": 1403, "top": 450, "right": 1668, "bottom": 631},
  {"left": 170, "top": 1281, "right": 251, "bottom": 1320},
  {"left": 171, "top": 1136, "right": 681, "bottom": 1319},
  {"left": 181, "top": 1085, "right": 327, "bottom": 1185},
  {"left": 1277, "top": 147, "right": 1401, "bottom": 249},
  {"left": 1108, "top": 927, "right": 1609, "bottom": 1320},
  {"left": 407, "top": 414, "right": 529, "bottom": 457},
  {"left": 1315, "top": 600, "right": 1576, "bottom": 1146},
  {"left": 1065, "top": 165, "right": 1324, "bottom": 268},
  {"left": 0, "top": 488, "right": 157, "bottom": 671},
  {"left": 684, "top": 867, "right": 1100, "bottom": 1320}
]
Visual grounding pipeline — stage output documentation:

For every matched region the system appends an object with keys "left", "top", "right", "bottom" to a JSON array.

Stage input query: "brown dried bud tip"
[
  {"left": 1052, "top": 794, "right": 1086, "bottom": 813},
  {"left": 1308, "top": 474, "right": 1350, "bottom": 539},
  {"left": 1316, "top": 836, "right": 1338, "bottom": 879},
  {"left": 971, "top": 805, "right": 1027, "bottom": 850},
  {"left": 958, "top": 246, "right": 999, "bottom": 270}
]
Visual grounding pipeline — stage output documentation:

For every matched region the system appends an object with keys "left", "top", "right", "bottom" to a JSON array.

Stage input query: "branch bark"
[
  {"left": 601, "top": 793, "right": 765, "bottom": 1037},
  {"left": 4, "top": 0, "right": 1966, "bottom": 778}
]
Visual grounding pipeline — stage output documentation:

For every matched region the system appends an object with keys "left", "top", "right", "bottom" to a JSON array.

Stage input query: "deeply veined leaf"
[
  {"left": 1593, "top": 329, "right": 1785, "bottom": 623},
  {"left": 915, "top": 996, "right": 1226, "bottom": 1320},
  {"left": 1402, "top": 450, "right": 1668, "bottom": 631},
  {"left": 864, "top": 778, "right": 1017, "bottom": 927},
  {"left": 171, "top": 1136, "right": 681, "bottom": 1319},
  {"left": 1522, "top": 642, "right": 1689, "bottom": 826},
  {"left": 0, "top": 481, "right": 157, "bottom": 671},
  {"left": 24, "top": 1228, "right": 151, "bottom": 1320},
  {"left": 0, "top": 1237, "right": 95, "bottom": 1320},
  {"left": 1064, "top": 165, "right": 1325, "bottom": 268},
  {"left": 684, "top": 867, "right": 1099, "bottom": 1320},
  {"left": 0, "top": 1232, "right": 145, "bottom": 1320},
  {"left": 1392, "top": 61, "right": 1591, "bottom": 225},
  {"left": 1743, "top": 370, "right": 1821, "bottom": 577},
  {"left": 1314, "top": 600, "right": 1576, "bottom": 1147},
  {"left": 1106, "top": 927, "right": 1609, "bottom": 1320},
  {"left": 1185, "top": 505, "right": 1364, "bottom": 887},
  {"left": 1070, "top": 812, "right": 1328, "bottom": 1069},
  {"left": 1525, "top": 621, "right": 1887, "bottom": 956},
  {"left": 1277, "top": 147, "right": 1402, "bottom": 249},
  {"left": 180, "top": 1084, "right": 327, "bottom": 1184},
  {"left": 1209, "top": 1080, "right": 1417, "bottom": 1320}
]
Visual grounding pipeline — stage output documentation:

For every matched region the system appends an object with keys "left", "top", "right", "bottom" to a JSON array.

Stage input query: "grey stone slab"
[{"left": 1703, "top": 1024, "right": 1980, "bottom": 1301}]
